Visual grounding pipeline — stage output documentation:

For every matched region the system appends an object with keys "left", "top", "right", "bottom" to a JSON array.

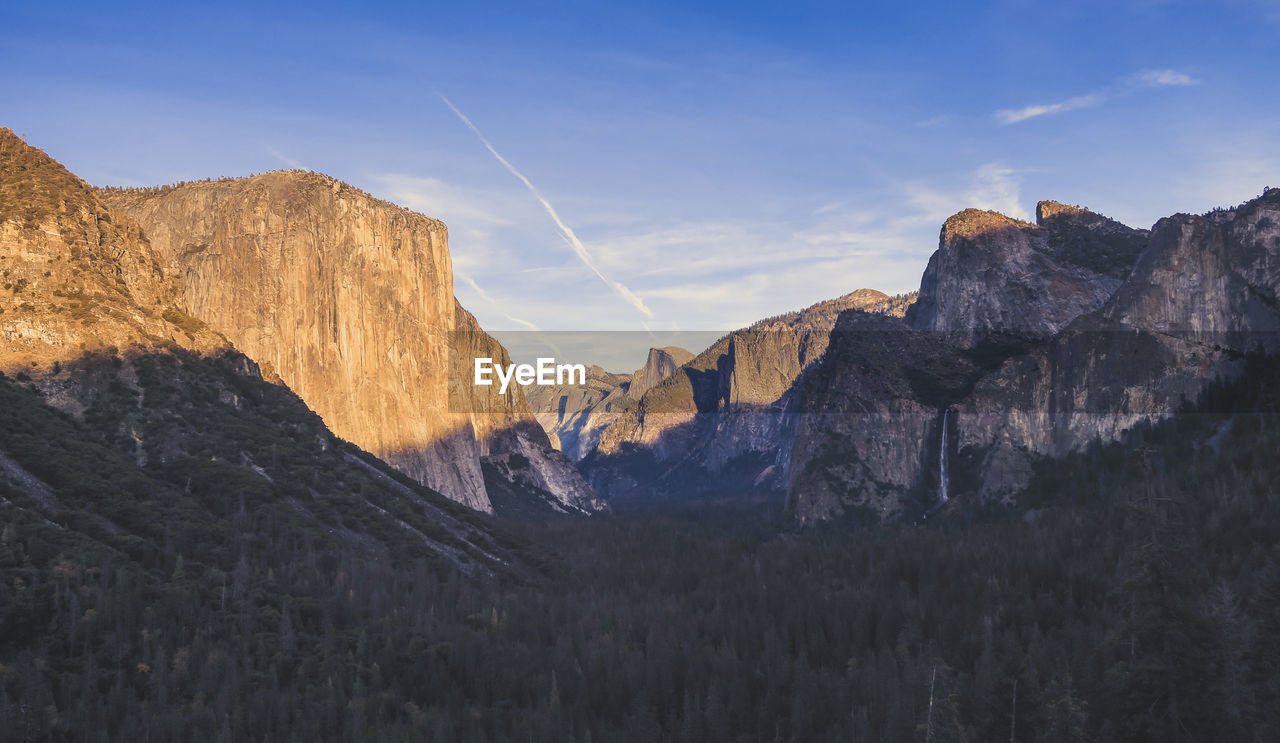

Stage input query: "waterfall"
[{"left": 938, "top": 409, "right": 951, "bottom": 504}]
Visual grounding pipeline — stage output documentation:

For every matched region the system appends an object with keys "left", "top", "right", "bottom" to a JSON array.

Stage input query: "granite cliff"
[
  {"left": 905, "top": 204, "right": 1147, "bottom": 345},
  {"left": 789, "top": 190, "right": 1280, "bottom": 524},
  {"left": 957, "top": 189, "right": 1280, "bottom": 499},
  {"left": 0, "top": 128, "right": 523, "bottom": 573},
  {"left": 628, "top": 346, "right": 694, "bottom": 399},
  {"left": 102, "top": 172, "right": 599, "bottom": 515}
]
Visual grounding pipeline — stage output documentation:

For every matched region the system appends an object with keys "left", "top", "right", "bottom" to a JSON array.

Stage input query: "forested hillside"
[{"left": 4, "top": 349, "right": 1280, "bottom": 741}]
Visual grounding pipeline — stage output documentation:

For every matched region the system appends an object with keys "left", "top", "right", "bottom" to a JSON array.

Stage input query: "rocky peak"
[
  {"left": 581, "top": 289, "right": 900, "bottom": 501},
  {"left": 791, "top": 187, "right": 1280, "bottom": 525},
  {"left": 1035, "top": 200, "right": 1149, "bottom": 280},
  {"left": 941, "top": 208, "right": 1033, "bottom": 241},
  {"left": 1102, "top": 188, "right": 1280, "bottom": 344},
  {"left": 1035, "top": 200, "right": 1085, "bottom": 222},
  {"left": 628, "top": 346, "right": 694, "bottom": 399}
]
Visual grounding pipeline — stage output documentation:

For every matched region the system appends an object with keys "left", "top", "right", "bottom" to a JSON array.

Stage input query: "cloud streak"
[
  {"left": 996, "top": 69, "right": 1198, "bottom": 125},
  {"left": 458, "top": 273, "right": 540, "bottom": 331},
  {"left": 995, "top": 94, "right": 1102, "bottom": 125},
  {"left": 437, "top": 93, "right": 655, "bottom": 320}
]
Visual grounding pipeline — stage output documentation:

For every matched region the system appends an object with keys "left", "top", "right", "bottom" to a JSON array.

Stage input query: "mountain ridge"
[
  {"left": 790, "top": 187, "right": 1280, "bottom": 523},
  {"left": 572, "top": 288, "right": 912, "bottom": 501}
]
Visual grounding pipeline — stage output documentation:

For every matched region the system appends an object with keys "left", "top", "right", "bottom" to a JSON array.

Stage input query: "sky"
[{"left": 3, "top": 0, "right": 1278, "bottom": 366}]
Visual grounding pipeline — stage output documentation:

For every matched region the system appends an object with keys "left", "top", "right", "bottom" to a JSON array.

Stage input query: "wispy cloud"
[
  {"left": 1132, "top": 69, "right": 1197, "bottom": 87},
  {"left": 368, "top": 174, "right": 515, "bottom": 227},
  {"left": 437, "top": 93, "right": 655, "bottom": 320},
  {"left": 995, "top": 94, "right": 1102, "bottom": 125},
  {"left": 964, "top": 162, "right": 1030, "bottom": 221},
  {"left": 995, "top": 68, "right": 1199, "bottom": 125},
  {"left": 899, "top": 161, "right": 1031, "bottom": 222},
  {"left": 570, "top": 160, "right": 1031, "bottom": 330},
  {"left": 266, "top": 148, "right": 307, "bottom": 170}
]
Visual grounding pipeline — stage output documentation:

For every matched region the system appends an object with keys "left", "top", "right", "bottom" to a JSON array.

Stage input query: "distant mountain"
[
  {"left": 526, "top": 346, "right": 693, "bottom": 463},
  {"left": 565, "top": 289, "right": 913, "bottom": 502},
  {"left": 101, "top": 171, "right": 601, "bottom": 516},
  {"left": 627, "top": 346, "right": 694, "bottom": 400}
]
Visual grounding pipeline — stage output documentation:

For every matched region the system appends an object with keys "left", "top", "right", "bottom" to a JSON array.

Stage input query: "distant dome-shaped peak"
[{"left": 843, "top": 288, "right": 891, "bottom": 302}]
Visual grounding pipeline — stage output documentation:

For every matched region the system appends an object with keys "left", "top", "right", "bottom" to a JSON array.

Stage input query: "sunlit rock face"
[
  {"left": 1, "top": 127, "right": 226, "bottom": 381},
  {"left": 103, "top": 171, "right": 599, "bottom": 514}
]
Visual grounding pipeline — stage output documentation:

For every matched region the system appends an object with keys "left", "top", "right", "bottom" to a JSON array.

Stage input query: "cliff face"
[
  {"left": 1101, "top": 198, "right": 1280, "bottom": 343},
  {"left": 1036, "top": 200, "right": 1149, "bottom": 280},
  {"left": 580, "top": 289, "right": 909, "bottom": 501},
  {"left": 957, "top": 189, "right": 1280, "bottom": 499},
  {"left": 453, "top": 303, "right": 604, "bottom": 515},
  {"left": 906, "top": 204, "right": 1147, "bottom": 344},
  {"left": 527, "top": 365, "right": 634, "bottom": 462},
  {"left": 786, "top": 312, "right": 992, "bottom": 524},
  {"left": 789, "top": 189, "right": 1280, "bottom": 524},
  {"left": 102, "top": 171, "right": 599, "bottom": 514}
]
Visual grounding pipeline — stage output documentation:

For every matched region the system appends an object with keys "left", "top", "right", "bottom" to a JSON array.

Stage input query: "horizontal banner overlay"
[{"left": 446, "top": 330, "right": 1280, "bottom": 416}]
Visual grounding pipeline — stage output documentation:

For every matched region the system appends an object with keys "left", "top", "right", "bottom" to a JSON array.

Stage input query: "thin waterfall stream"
[{"left": 938, "top": 409, "right": 950, "bottom": 504}]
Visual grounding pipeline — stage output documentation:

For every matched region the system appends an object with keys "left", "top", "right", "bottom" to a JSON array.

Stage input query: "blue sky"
[{"left": 3, "top": 0, "right": 1277, "bottom": 346}]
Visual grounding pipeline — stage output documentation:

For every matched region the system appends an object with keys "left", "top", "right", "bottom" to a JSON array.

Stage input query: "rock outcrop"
[
  {"left": 1035, "top": 200, "right": 1149, "bottom": 280},
  {"left": 526, "top": 346, "right": 694, "bottom": 463},
  {"left": 906, "top": 204, "right": 1147, "bottom": 345},
  {"left": 0, "top": 128, "right": 224, "bottom": 377},
  {"left": 453, "top": 303, "right": 605, "bottom": 514},
  {"left": 527, "top": 365, "right": 635, "bottom": 462},
  {"left": 101, "top": 170, "right": 599, "bottom": 514}
]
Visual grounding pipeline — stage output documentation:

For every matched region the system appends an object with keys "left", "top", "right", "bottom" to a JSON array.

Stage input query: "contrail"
[
  {"left": 459, "top": 273, "right": 539, "bottom": 331},
  {"left": 438, "top": 93, "right": 655, "bottom": 319},
  {"left": 459, "top": 272, "right": 566, "bottom": 360}
]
